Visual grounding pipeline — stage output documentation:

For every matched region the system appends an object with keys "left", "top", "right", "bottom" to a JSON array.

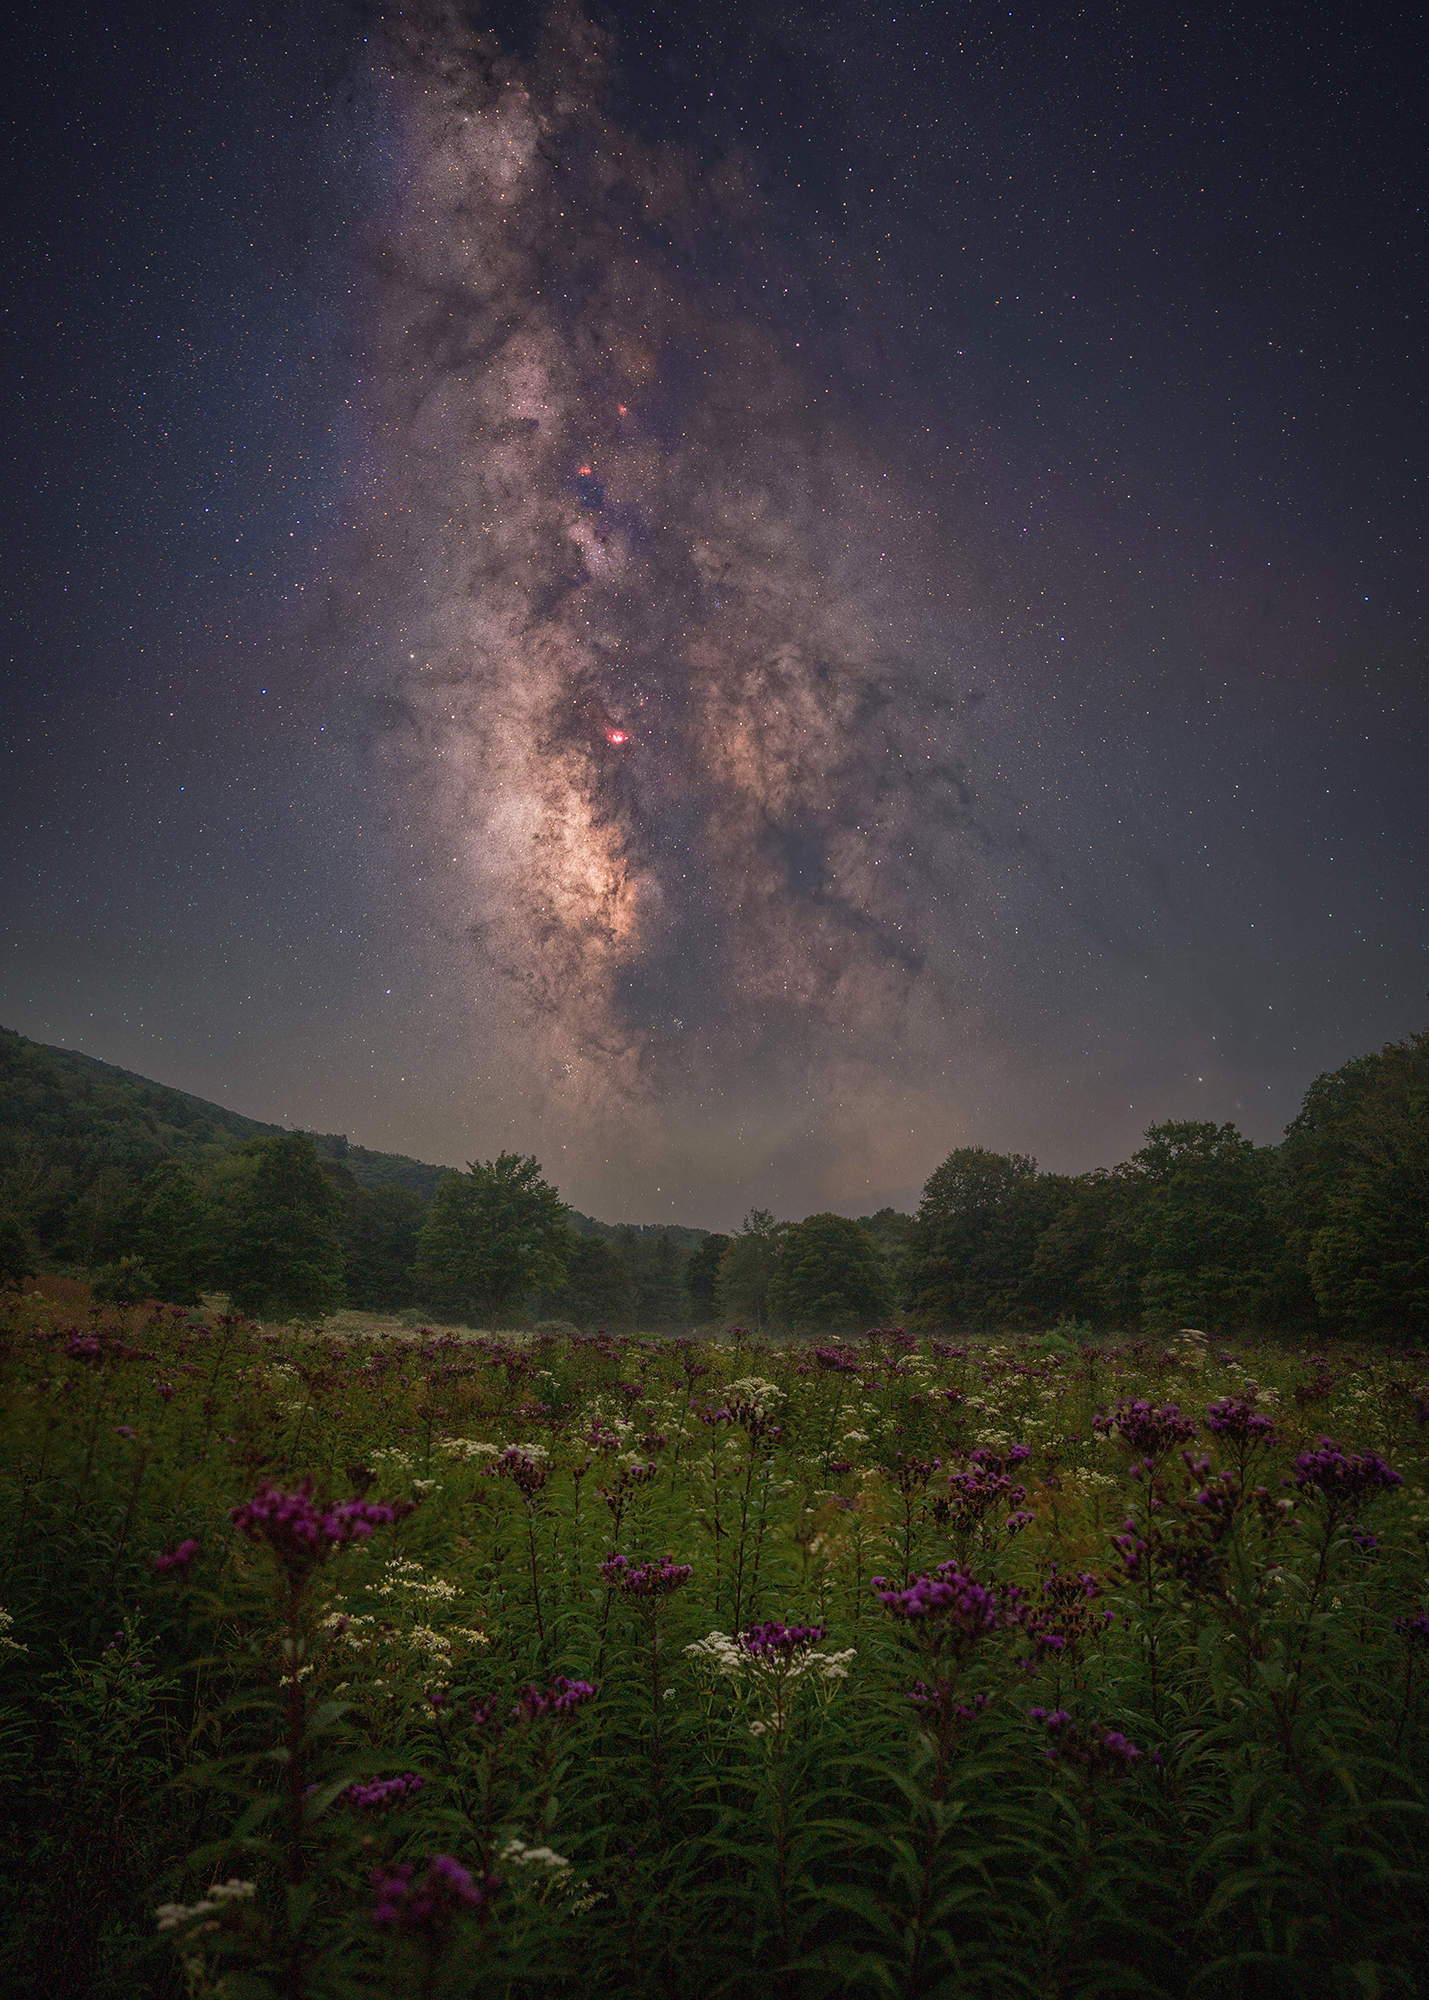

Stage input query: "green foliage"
[
  {"left": 904, "top": 1147, "right": 1069, "bottom": 1329},
  {"left": 715, "top": 1209, "right": 785, "bottom": 1329},
  {"left": 616, "top": 1226, "right": 686, "bottom": 1330},
  {"left": 1125, "top": 1121, "right": 1280, "bottom": 1335},
  {"left": 133, "top": 1162, "right": 217, "bottom": 1307},
  {"left": 0, "top": 1214, "right": 37, "bottom": 1291},
  {"left": 90, "top": 1254, "right": 159, "bottom": 1306},
  {"left": 1281, "top": 1027, "right": 1429, "bottom": 1337},
  {"left": 217, "top": 1133, "right": 346, "bottom": 1321},
  {"left": 768, "top": 1211, "right": 892, "bottom": 1332},
  {"left": 414, "top": 1153, "right": 573, "bottom": 1325},
  {"left": 684, "top": 1230, "right": 731, "bottom": 1320},
  {"left": 2, "top": 1296, "right": 1426, "bottom": 1997},
  {"left": 544, "top": 1232, "right": 636, "bottom": 1330},
  {"left": 332, "top": 1174, "right": 426, "bottom": 1312}
]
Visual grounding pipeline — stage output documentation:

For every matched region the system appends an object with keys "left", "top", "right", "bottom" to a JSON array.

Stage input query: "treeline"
[{"left": 2, "top": 1021, "right": 1425, "bottom": 1338}]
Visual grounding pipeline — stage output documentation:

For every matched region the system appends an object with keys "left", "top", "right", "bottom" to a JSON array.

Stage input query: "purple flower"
[
  {"left": 1292, "top": 1439, "right": 1402, "bottom": 1500},
  {"left": 153, "top": 1537, "right": 200, "bottom": 1581},
  {"left": 65, "top": 1332, "right": 103, "bottom": 1362},
  {"left": 1393, "top": 1611, "right": 1429, "bottom": 1648},
  {"left": 813, "top": 1345, "right": 861, "bottom": 1374},
  {"left": 1093, "top": 1399, "right": 1197, "bottom": 1459},
  {"left": 738, "top": 1621, "right": 827, "bottom": 1662},
  {"left": 1029, "top": 1707, "right": 1147, "bottom": 1772},
  {"left": 909, "top": 1683, "right": 989, "bottom": 1726},
  {"left": 485, "top": 1447, "right": 550, "bottom": 1499},
  {"left": 511, "top": 1676, "right": 598, "bottom": 1723},
  {"left": 370, "top": 1855, "right": 484, "bottom": 1934},
  {"left": 346, "top": 1773, "right": 425, "bottom": 1810},
  {"left": 1113, "top": 1517, "right": 1147, "bottom": 1580},
  {"left": 230, "top": 1480, "right": 403, "bottom": 1577},
  {"left": 599, "top": 1553, "right": 693, "bottom": 1597},
  {"left": 874, "top": 1560, "right": 1024, "bottom": 1657},
  {"left": 1022, "top": 1565, "right": 1111, "bottom": 1661},
  {"left": 1204, "top": 1396, "right": 1276, "bottom": 1445}
]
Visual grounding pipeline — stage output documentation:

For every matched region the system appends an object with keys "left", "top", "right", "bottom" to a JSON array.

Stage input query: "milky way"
[
  {"left": 5, "top": 0, "right": 1423, "bottom": 1226},
  {"left": 345, "top": 0, "right": 1084, "bottom": 1210}
]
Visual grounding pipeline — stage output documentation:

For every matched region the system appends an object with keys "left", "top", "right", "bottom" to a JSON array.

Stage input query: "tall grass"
[{"left": 1, "top": 1299, "right": 1425, "bottom": 1997}]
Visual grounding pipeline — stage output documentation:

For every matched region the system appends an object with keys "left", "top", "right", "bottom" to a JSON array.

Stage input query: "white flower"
[
  {"left": 413, "top": 1479, "right": 441, "bottom": 1497},
  {"left": 501, "top": 1838, "right": 571, "bottom": 1873},
  {"left": 155, "top": 1880, "right": 255, "bottom": 1930},
  {"left": 724, "top": 1377, "right": 786, "bottom": 1410},
  {"left": 0, "top": 1609, "right": 26, "bottom": 1655}
]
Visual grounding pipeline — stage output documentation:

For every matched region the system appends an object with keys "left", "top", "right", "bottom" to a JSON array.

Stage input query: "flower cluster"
[
  {"left": 1029, "top": 1707, "right": 1148, "bottom": 1773},
  {"left": 485, "top": 1447, "right": 551, "bottom": 1500},
  {"left": 907, "top": 1682, "right": 990, "bottom": 1726},
  {"left": 599, "top": 1553, "right": 693, "bottom": 1596},
  {"left": 1093, "top": 1400, "right": 1198, "bottom": 1460},
  {"left": 345, "top": 1773, "right": 425, "bottom": 1810},
  {"left": 153, "top": 1537, "right": 201, "bottom": 1580},
  {"left": 371, "top": 1855, "right": 485, "bottom": 1934},
  {"left": 155, "top": 1879, "right": 255, "bottom": 1932},
  {"left": 1022, "top": 1566, "right": 1111, "bottom": 1663},
  {"left": 738, "top": 1620, "right": 827, "bottom": 1662},
  {"left": 931, "top": 1447, "right": 1031, "bottom": 1540},
  {"left": 1292, "top": 1438, "right": 1402, "bottom": 1500},
  {"left": 1393, "top": 1611, "right": 1429, "bottom": 1648},
  {"left": 1204, "top": 1396, "right": 1277, "bottom": 1445},
  {"left": 229, "top": 1481, "right": 402, "bottom": 1576},
  {"left": 874, "top": 1560, "right": 1024, "bottom": 1659},
  {"left": 511, "top": 1675, "right": 597, "bottom": 1723}
]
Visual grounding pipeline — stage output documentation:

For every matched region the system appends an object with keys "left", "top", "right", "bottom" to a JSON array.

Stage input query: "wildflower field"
[{"left": 2, "top": 1296, "right": 1426, "bottom": 1999}]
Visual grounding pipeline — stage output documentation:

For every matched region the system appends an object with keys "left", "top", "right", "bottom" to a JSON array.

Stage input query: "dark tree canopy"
[
  {"left": 547, "top": 1233, "right": 636, "bottom": 1330},
  {"left": 217, "top": 1133, "right": 345, "bottom": 1321},
  {"left": 683, "top": 1231, "right": 731, "bottom": 1320},
  {"left": 414, "top": 1152, "right": 572, "bottom": 1326},
  {"left": 768, "top": 1211, "right": 892, "bottom": 1334},
  {"left": 715, "top": 1210, "right": 784, "bottom": 1329}
]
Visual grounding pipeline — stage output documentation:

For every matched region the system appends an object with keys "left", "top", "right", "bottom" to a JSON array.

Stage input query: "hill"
[{"left": 0, "top": 1026, "right": 706, "bottom": 1242}]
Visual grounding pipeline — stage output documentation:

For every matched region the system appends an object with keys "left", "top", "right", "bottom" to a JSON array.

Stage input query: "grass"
[{"left": 0, "top": 1291, "right": 1425, "bottom": 1998}]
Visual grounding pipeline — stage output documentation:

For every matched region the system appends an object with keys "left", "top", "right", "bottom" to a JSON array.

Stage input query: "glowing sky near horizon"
[{"left": 3, "top": 0, "right": 1425, "bottom": 1228}]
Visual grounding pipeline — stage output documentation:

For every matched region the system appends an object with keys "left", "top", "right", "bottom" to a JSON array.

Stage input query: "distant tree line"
[{"left": 1, "top": 1021, "right": 1425, "bottom": 1338}]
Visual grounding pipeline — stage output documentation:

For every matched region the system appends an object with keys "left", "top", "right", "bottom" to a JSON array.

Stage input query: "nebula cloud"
[{"left": 342, "top": 1, "right": 1099, "bottom": 1213}]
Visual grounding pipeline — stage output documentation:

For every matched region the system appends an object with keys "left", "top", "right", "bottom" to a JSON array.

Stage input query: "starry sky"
[{"left": 3, "top": 0, "right": 1425, "bottom": 1230}]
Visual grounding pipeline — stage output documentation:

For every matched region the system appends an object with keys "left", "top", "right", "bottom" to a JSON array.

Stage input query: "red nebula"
[
  {"left": 606, "top": 728, "right": 628, "bottom": 745},
  {"left": 578, "top": 463, "right": 593, "bottom": 475}
]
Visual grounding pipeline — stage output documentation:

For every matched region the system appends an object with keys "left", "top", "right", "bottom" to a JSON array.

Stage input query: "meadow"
[{"left": 1, "top": 1291, "right": 1425, "bottom": 1998}]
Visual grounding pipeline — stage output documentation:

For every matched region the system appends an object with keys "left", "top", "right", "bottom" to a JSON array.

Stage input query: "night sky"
[{"left": 4, "top": 0, "right": 1425, "bottom": 1230}]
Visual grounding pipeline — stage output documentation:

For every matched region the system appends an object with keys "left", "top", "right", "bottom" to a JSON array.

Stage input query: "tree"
[
  {"left": 902, "top": 1148, "right": 1060, "bottom": 1329},
  {"left": 683, "top": 1232, "right": 731, "bottom": 1322},
  {"left": 132, "top": 1164, "right": 216, "bottom": 1307},
  {"left": 768, "top": 1212, "right": 892, "bottom": 1333},
  {"left": 714, "top": 1210, "right": 785, "bottom": 1330},
  {"left": 216, "top": 1133, "right": 346, "bottom": 1321},
  {"left": 414, "top": 1153, "right": 572, "bottom": 1327},
  {"left": 1277, "top": 1026, "right": 1429, "bottom": 1336},
  {"left": 333, "top": 1175, "right": 425, "bottom": 1311},
  {"left": 0, "top": 1215, "right": 37, "bottom": 1293},
  {"left": 91, "top": 1255, "right": 157, "bottom": 1307},
  {"left": 546, "top": 1234, "right": 635, "bottom": 1330},
  {"left": 1127, "top": 1121, "right": 1278, "bottom": 1335},
  {"left": 619, "top": 1228, "right": 686, "bottom": 1330}
]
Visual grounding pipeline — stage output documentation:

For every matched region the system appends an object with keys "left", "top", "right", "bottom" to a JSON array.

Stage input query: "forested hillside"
[{"left": 1, "top": 1021, "right": 1424, "bottom": 1339}]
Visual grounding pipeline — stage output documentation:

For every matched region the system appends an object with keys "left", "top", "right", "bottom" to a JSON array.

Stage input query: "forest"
[{"left": 1, "top": 1021, "right": 1425, "bottom": 1341}]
